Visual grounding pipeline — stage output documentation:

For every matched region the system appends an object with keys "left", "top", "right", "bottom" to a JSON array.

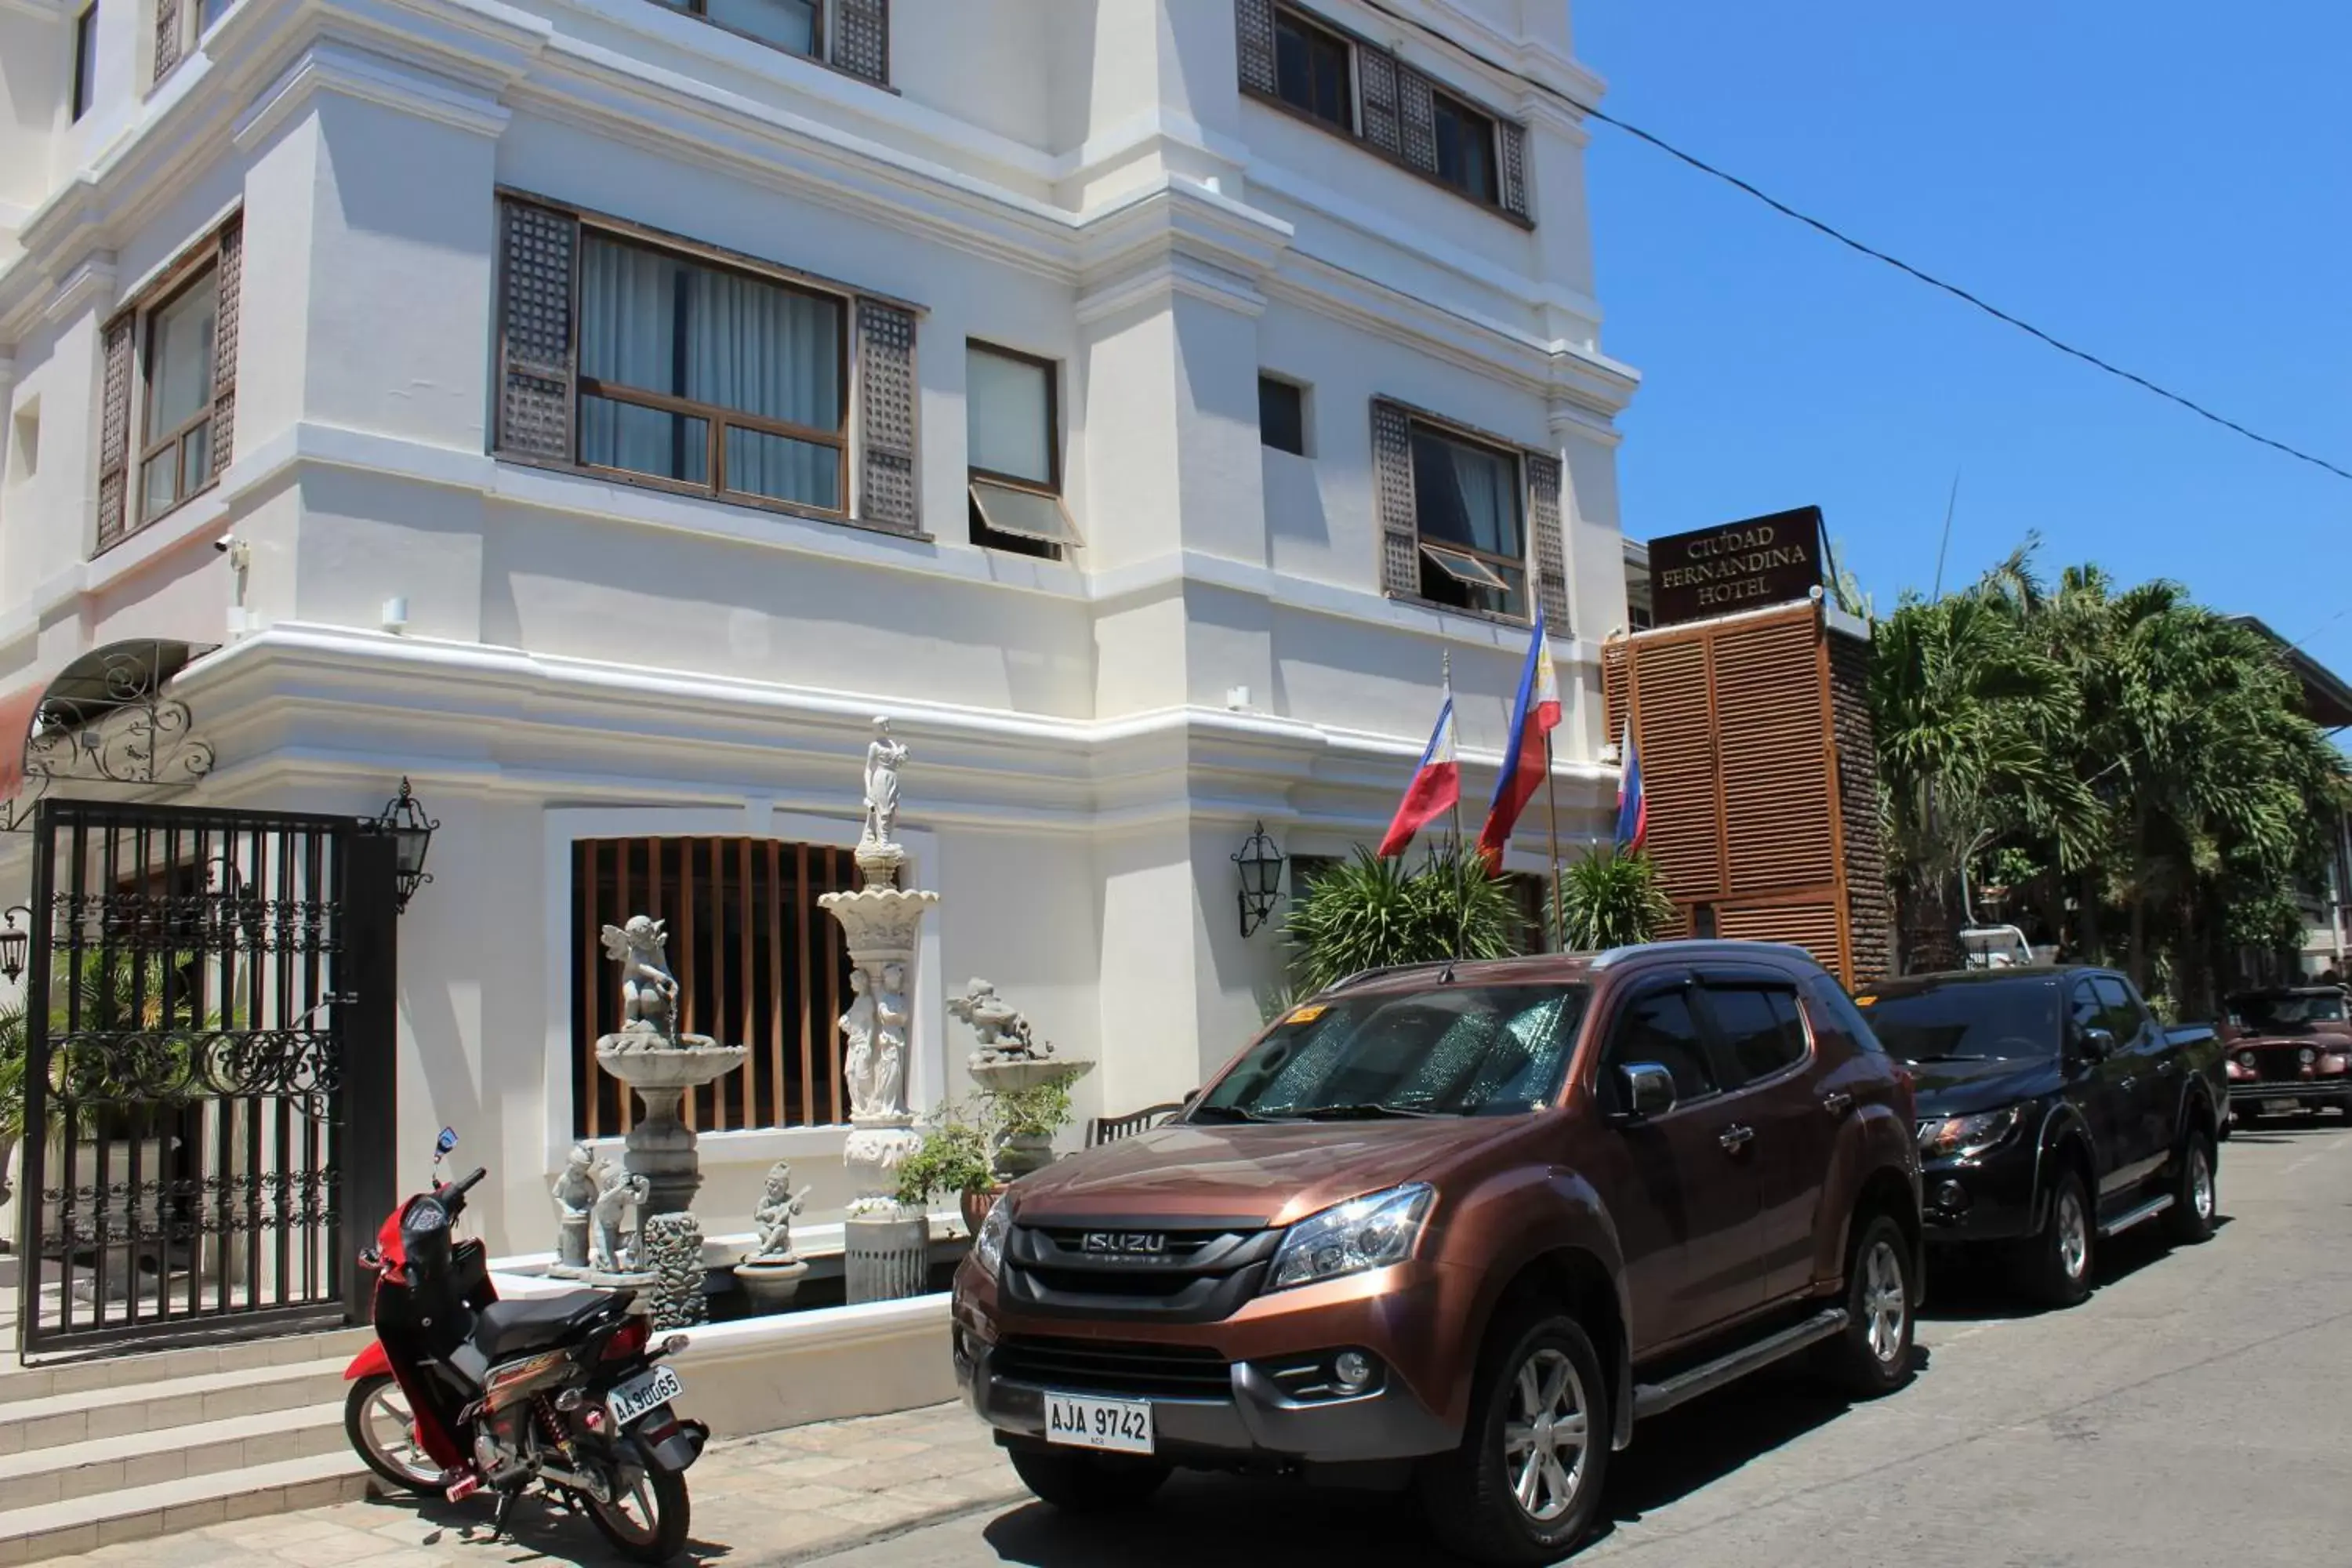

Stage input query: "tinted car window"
[
  {"left": 1704, "top": 985, "right": 1808, "bottom": 1086},
  {"left": 1605, "top": 986, "right": 1716, "bottom": 1102},
  {"left": 2068, "top": 981, "right": 2103, "bottom": 1038},
  {"left": 1196, "top": 984, "right": 1588, "bottom": 1120},
  {"left": 2230, "top": 991, "right": 2350, "bottom": 1029},
  {"left": 1854, "top": 977, "right": 2061, "bottom": 1063},
  {"left": 2092, "top": 976, "right": 2147, "bottom": 1043},
  {"left": 1807, "top": 974, "right": 1884, "bottom": 1055}
]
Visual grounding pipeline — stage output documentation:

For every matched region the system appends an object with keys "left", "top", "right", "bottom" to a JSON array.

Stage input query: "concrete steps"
[{"left": 0, "top": 1326, "right": 377, "bottom": 1566}]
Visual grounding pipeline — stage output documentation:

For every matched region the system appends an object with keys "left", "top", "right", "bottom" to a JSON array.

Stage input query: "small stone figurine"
[
  {"left": 599, "top": 915, "right": 680, "bottom": 1041},
  {"left": 746, "top": 1161, "right": 811, "bottom": 1265},
  {"left": 590, "top": 1167, "right": 651, "bottom": 1273},
  {"left": 551, "top": 1144, "right": 601, "bottom": 1272},
  {"left": 861, "top": 717, "right": 909, "bottom": 850}
]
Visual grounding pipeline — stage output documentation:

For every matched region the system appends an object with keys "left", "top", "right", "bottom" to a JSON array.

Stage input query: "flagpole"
[
  {"left": 1442, "top": 651, "right": 1464, "bottom": 855},
  {"left": 1544, "top": 731, "right": 1563, "bottom": 953}
]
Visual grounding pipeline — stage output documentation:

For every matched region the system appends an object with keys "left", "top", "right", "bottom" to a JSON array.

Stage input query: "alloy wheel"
[
  {"left": 358, "top": 1380, "right": 441, "bottom": 1488},
  {"left": 1863, "top": 1239, "right": 1907, "bottom": 1364},
  {"left": 2057, "top": 1189, "right": 2090, "bottom": 1280},
  {"left": 1501, "top": 1347, "right": 1588, "bottom": 1523},
  {"left": 2190, "top": 1145, "right": 2214, "bottom": 1221}
]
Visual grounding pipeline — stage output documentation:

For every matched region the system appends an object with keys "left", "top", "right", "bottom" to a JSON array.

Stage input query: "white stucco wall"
[{"left": 0, "top": 0, "right": 1638, "bottom": 1254}]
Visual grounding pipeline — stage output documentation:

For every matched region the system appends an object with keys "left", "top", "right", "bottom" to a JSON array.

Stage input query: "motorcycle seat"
[{"left": 469, "top": 1290, "right": 617, "bottom": 1362}]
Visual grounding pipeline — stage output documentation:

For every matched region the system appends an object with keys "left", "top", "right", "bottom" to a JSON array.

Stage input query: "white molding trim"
[{"left": 234, "top": 38, "right": 514, "bottom": 150}]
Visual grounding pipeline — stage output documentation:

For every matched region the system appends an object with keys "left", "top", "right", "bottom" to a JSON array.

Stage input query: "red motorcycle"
[{"left": 343, "top": 1131, "right": 706, "bottom": 1563}]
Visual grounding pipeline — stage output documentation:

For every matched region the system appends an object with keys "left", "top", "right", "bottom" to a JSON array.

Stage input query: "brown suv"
[{"left": 951, "top": 942, "right": 1922, "bottom": 1563}]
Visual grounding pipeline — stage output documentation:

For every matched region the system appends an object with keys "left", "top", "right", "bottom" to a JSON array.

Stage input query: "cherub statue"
[
  {"left": 551, "top": 1143, "right": 601, "bottom": 1272},
  {"left": 948, "top": 978, "right": 1049, "bottom": 1064},
  {"left": 861, "top": 717, "right": 909, "bottom": 849},
  {"left": 746, "top": 1160, "right": 812, "bottom": 1264},
  {"left": 841, "top": 968, "right": 879, "bottom": 1119},
  {"left": 599, "top": 915, "right": 679, "bottom": 1040},
  {"left": 590, "top": 1167, "right": 650, "bottom": 1273}
]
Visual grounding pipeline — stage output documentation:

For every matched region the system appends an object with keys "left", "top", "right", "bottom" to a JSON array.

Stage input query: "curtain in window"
[
  {"left": 1411, "top": 429, "right": 1520, "bottom": 558},
  {"left": 578, "top": 236, "right": 843, "bottom": 507}
]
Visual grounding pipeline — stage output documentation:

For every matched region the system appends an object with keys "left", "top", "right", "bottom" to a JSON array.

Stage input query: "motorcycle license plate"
[
  {"left": 1044, "top": 1392, "right": 1153, "bottom": 1455},
  {"left": 608, "top": 1365, "right": 684, "bottom": 1428}
]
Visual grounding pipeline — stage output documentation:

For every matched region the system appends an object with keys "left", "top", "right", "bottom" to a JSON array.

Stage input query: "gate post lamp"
[
  {"left": 370, "top": 779, "right": 439, "bottom": 914},
  {"left": 1232, "top": 822, "right": 1287, "bottom": 939},
  {"left": 0, "top": 905, "right": 29, "bottom": 985}
]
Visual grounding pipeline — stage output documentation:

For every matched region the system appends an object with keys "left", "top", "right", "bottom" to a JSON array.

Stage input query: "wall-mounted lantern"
[
  {"left": 369, "top": 778, "right": 439, "bottom": 914},
  {"left": 1232, "top": 821, "right": 1287, "bottom": 939}
]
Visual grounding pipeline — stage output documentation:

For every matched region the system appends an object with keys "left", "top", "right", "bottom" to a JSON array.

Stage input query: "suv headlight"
[
  {"left": 1917, "top": 1104, "right": 2025, "bottom": 1161},
  {"left": 1268, "top": 1184, "right": 1433, "bottom": 1292},
  {"left": 973, "top": 1196, "right": 1013, "bottom": 1279}
]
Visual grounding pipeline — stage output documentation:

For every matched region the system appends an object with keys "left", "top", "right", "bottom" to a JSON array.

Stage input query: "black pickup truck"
[{"left": 1853, "top": 967, "right": 2226, "bottom": 1306}]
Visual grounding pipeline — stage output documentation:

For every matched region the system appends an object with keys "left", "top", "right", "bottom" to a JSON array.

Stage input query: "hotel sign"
[{"left": 1646, "top": 507, "right": 1826, "bottom": 628}]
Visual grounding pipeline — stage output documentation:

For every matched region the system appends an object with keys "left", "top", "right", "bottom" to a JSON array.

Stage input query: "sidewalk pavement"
[{"left": 52, "top": 1404, "right": 1023, "bottom": 1568}]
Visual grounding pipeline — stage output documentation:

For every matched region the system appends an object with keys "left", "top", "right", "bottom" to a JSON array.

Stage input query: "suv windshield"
[
  {"left": 2229, "top": 991, "right": 2349, "bottom": 1030},
  {"left": 1194, "top": 983, "right": 1589, "bottom": 1120},
  {"left": 1854, "top": 977, "right": 2060, "bottom": 1063}
]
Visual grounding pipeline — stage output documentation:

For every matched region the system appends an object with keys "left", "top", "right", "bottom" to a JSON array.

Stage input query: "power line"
[{"left": 1352, "top": 0, "right": 2352, "bottom": 486}]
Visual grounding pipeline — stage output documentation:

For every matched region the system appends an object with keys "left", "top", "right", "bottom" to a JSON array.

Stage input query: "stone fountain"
[
  {"left": 820, "top": 717, "right": 941, "bottom": 1304},
  {"left": 949, "top": 978, "right": 1092, "bottom": 1180},
  {"left": 552, "top": 914, "right": 746, "bottom": 1327}
]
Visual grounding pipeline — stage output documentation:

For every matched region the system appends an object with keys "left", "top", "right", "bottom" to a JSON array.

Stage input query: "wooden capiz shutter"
[
  {"left": 1370, "top": 400, "right": 1418, "bottom": 599},
  {"left": 1526, "top": 452, "right": 1569, "bottom": 630},
  {"left": 1396, "top": 65, "right": 1439, "bottom": 175},
  {"left": 830, "top": 0, "right": 889, "bottom": 85},
  {"left": 1359, "top": 47, "right": 1403, "bottom": 156},
  {"left": 94, "top": 314, "right": 135, "bottom": 550},
  {"left": 1498, "top": 121, "right": 1530, "bottom": 218},
  {"left": 855, "top": 300, "right": 919, "bottom": 533},
  {"left": 152, "top": 0, "right": 182, "bottom": 85},
  {"left": 208, "top": 217, "right": 242, "bottom": 481},
  {"left": 494, "top": 199, "right": 579, "bottom": 464},
  {"left": 1234, "top": 0, "right": 1276, "bottom": 95}
]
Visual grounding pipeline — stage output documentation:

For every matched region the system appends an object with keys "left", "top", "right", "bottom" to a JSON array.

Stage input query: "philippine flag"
[
  {"left": 1376, "top": 695, "right": 1461, "bottom": 858},
  {"left": 1475, "top": 610, "right": 1564, "bottom": 870},
  {"left": 1615, "top": 720, "right": 1649, "bottom": 852}
]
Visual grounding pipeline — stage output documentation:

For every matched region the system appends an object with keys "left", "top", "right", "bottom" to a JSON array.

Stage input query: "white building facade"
[{"left": 0, "top": 0, "right": 1638, "bottom": 1254}]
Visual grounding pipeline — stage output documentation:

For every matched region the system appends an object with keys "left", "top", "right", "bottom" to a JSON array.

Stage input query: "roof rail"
[
  {"left": 1325, "top": 961, "right": 1446, "bottom": 993},
  {"left": 1589, "top": 938, "right": 1822, "bottom": 971}
]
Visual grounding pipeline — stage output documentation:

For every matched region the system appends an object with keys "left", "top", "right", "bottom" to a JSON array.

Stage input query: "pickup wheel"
[
  {"left": 2163, "top": 1126, "right": 2217, "bottom": 1245},
  {"left": 1819, "top": 1214, "right": 1915, "bottom": 1399},
  {"left": 2016, "top": 1166, "right": 2094, "bottom": 1308},
  {"left": 1417, "top": 1309, "right": 1611, "bottom": 1565},
  {"left": 1006, "top": 1446, "right": 1170, "bottom": 1514}
]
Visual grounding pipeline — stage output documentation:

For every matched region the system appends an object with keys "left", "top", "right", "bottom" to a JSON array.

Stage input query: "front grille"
[
  {"left": 993, "top": 1335, "right": 1233, "bottom": 1399},
  {"left": 1001, "top": 1222, "right": 1278, "bottom": 1323},
  {"left": 2255, "top": 1051, "right": 2307, "bottom": 1083}
]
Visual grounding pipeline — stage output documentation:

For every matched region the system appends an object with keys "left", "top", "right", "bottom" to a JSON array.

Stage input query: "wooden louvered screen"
[
  {"left": 1358, "top": 46, "right": 1403, "bottom": 156},
  {"left": 1397, "top": 67, "right": 1439, "bottom": 172},
  {"left": 1370, "top": 400, "right": 1419, "bottom": 599},
  {"left": 1235, "top": 0, "right": 1277, "bottom": 95},
  {"left": 94, "top": 314, "right": 134, "bottom": 550},
  {"left": 1527, "top": 452, "right": 1569, "bottom": 630},
  {"left": 495, "top": 199, "right": 579, "bottom": 464},
  {"left": 1604, "top": 600, "right": 1886, "bottom": 984},
  {"left": 830, "top": 0, "right": 889, "bottom": 84},
  {"left": 572, "top": 837, "right": 862, "bottom": 1139},
  {"left": 208, "top": 217, "right": 242, "bottom": 481},
  {"left": 152, "top": 0, "right": 182, "bottom": 84},
  {"left": 1498, "top": 121, "right": 1530, "bottom": 219},
  {"left": 855, "top": 299, "right": 920, "bottom": 532}
]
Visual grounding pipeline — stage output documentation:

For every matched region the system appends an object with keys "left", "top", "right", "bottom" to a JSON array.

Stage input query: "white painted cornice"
[{"left": 235, "top": 38, "right": 514, "bottom": 150}]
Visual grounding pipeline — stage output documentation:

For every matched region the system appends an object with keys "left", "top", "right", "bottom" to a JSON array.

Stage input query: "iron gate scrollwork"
[{"left": 14, "top": 799, "right": 397, "bottom": 1356}]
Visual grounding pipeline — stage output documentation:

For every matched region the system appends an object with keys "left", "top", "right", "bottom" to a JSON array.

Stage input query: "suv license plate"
[
  {"left": 1044, "top": 1392, "right": 1153, "bottom": 1455},
  {"left": 608, "top": 1365, "right": 684, "bottom": 1428}
]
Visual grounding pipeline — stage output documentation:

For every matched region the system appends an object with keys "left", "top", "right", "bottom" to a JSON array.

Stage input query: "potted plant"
[{"left": 896, "top": 1106, "right": 999, "bottom": 1236}]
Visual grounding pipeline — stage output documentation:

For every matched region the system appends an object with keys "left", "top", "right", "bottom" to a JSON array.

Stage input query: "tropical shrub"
[
  {"left": 1552, "top": 848, "right": 1675, "bottom": 952},
  {"left": 1283, "top": 843, "right": 1522, "bottom": 995},
  {"left": 895, "top": 1111, "right": 994, "bottom": 1207}
]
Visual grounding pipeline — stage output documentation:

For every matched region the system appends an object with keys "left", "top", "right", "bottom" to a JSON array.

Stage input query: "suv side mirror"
[
  {"left": 2078, "top": 1027, "right": 2115, "bottom": 1062},
  {"left": 1615, "top": 1062, "right": 1677, "bottom": 1122}
]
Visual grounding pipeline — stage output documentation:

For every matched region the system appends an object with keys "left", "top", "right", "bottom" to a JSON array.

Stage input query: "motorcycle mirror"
[{"left": 434, "top": 1127, "right": 459, "bottom": 1164}]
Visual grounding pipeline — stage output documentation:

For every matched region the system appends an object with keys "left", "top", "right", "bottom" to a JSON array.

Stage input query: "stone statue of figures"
[
  {"left": 949, "top": 978, "right": 1050, "bottom": 1064},
  {"left": 841, "top": 967, "right": 879, "bottom": 1120},
  {"left": 600, "top": 915, "right": 679, "bottom": 1040},
  {"left": 873, "top": 962, "right": 909, "bottom": 1116},
  {"left": 746, "top": 1160, "right": 812, "bottom": 1263},
  {"left": 861, "top": 717, "right": 909, "bottom": 848},
  {"left": 590, "top": 1167, "right": 650, "bottom": 1273},
  {"left": 551, "top": 1143, "right": 601, "bottom": 1272}
]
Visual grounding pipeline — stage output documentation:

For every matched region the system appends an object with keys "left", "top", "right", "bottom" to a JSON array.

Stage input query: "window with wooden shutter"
[
  {"left": 1497, "top": 120, "right": 1531, "bottom": 219},
  {"left": 93, "top": 216, "right": 241, "bottom": 554},
  {"left": 1370, "top": 401, "right": 1418, "bottom": 600},
  {"left": 1235, "top": 0, "right": 1277, "bottom": 96},
  {"left": 829, "top": 0, "right": 888, "bottom": 83},
  {"left": 151, "top": 0, "right": 182, "bottom": 85},
  {"left": 93, "top": 315, "right": 134, "bottom": 550},
  {"left": 208, "top": 218, "right": 241, "bottom": 483},
  {"left": 492, "top": 192, "right": 923, "bottom": 535},
  {"left": 1373, "top": 397, "right": 1560, "bottom": 626}
]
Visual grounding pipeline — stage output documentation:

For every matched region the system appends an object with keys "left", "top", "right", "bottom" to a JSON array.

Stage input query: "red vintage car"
[{"left": 2223, "top": 986, "right": 2352, "bottom": 1123}]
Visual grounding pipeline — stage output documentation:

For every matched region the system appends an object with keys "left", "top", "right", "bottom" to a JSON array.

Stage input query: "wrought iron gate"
[{"left": 14, "top": 799, "right": 397, "bottom": 1356}]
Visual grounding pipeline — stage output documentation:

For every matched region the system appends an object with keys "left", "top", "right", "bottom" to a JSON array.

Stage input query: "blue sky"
[{"left": 1575, "top": 2, "right": 2352, "bottom": 684}]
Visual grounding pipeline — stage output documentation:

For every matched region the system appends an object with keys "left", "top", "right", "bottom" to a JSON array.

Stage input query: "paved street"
[
  {"left": 814, "top": 1119, "right": 2352, "bottom": 1568},
  {"left": 43, "top": 1120, "right": 2352, "bottom": 1568}
]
